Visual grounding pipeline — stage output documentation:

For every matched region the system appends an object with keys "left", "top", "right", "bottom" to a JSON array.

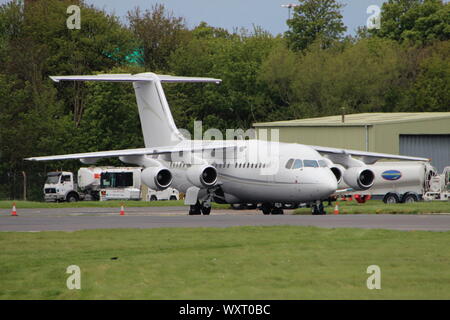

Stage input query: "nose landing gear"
[
  {"left": 189, "top": 199, "right": 212, "bottom": 215},
  {"left": 311, "top": 201, "right": 326, "bottom": 215}
]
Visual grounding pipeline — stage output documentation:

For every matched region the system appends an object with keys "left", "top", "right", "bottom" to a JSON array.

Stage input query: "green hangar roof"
[{"left": 253, "top": 112, "right": 450, "bottom": 127}]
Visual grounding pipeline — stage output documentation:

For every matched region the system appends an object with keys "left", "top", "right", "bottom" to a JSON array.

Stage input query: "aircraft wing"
[
  {"left": 311, "top": 145, "right": 429, "bottom": 164},
  {"left": 25, "top": 141, "right": 240, "bottom": 162}
]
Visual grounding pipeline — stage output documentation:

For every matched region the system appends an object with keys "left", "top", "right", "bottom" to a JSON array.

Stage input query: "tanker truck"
[
  {"left": 43, "top": 167, "right": 142, "bottom": 202},
  {"left": 335, "top": 161, "right": 437, "bottom": 203}
]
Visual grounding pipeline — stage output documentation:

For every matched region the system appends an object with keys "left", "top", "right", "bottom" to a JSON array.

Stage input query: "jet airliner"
[{"left": 26, "top": 73, "right": 428, "bottom": 215}]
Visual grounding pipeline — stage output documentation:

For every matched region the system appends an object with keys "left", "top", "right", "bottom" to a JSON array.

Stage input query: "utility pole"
[
  {"left": 281, "top": 3, "right": 300, "bottom": 20},
  {"left": 22, "top": 171, "right": 27, "bottom": 201}
]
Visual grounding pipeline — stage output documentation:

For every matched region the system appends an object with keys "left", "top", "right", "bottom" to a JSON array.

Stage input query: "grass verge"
[
  {"left": 0, "top": 226, "right": 449, "bottom": 299},
  {"left": 294, "top": 200, "right": 450, "bottom": 215},
  {"left": 0, "top": 200, "right": 230, "bottom": 210}
]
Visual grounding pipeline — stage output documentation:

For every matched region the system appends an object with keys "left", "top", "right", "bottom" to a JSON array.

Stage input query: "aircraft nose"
[{"left": 320, "top": 169, "right": 338, "bottom": 196}]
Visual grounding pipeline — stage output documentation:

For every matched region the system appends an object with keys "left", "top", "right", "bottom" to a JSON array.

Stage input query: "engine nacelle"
[
  {"left": 141, "top": 167, "right": 172, "bottom": 190},
  {"left": 330, "top": 164, "right": 345, "bottom": 184},
  {"left": 343, "top": 167, "right": 375, "bottom": 191},
  {"left": 186, "top": 165, "right": 218, "bottom": 188}
]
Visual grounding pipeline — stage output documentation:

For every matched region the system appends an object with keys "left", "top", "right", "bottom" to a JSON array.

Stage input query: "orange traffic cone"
[
  {"left": 120, "top": 203, "right": 125, "bottom": 216},
  {"left": 333, "top": 202, "right": 340, "bottom": 215},
  {"left": 11, "top": 202, "right": 18, "bottom": 216}
]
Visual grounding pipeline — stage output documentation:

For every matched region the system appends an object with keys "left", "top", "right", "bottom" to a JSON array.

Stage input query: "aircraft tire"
[
  {"left": 271, "top": 208, "right": 284, "bottom": 215},
  {"left": 189, "top": 203, "right": 201, "bottom": 215},
  {"left": 201, "top": 206, "right": 211, "bottom": 215},
  {"left": 261, "top": 203, "right": 271, "bottom": 215}
]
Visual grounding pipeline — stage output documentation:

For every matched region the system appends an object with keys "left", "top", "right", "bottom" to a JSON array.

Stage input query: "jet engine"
[
  {"left": 343, "top": 167, "right": 375, "bottom": 191},
  {"left": 141, "top": 167, "right": 173, "bottom": 190},
  {"left": 330, "top": 164, "right": 345, "bottom": 184},
  {"left": 186, "top": 165, "right": 218, "bottom": 188}
]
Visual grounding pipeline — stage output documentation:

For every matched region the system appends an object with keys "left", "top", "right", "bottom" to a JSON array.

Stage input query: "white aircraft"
[{"left": 26, "top": 73, "right": 428, "bottom": 215}]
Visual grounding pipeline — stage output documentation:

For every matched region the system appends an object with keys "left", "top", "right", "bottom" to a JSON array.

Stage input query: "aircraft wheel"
[
  {"left": 189, "top": 202, "right": 201, "bottom": 215},
  {"left": 318, "top": 202, "right": 326, "bottom": 215},
  {"left": 271, "top": 208, "right": 284, "bottom": 215},
  {"left": 261, "top": 203, "right": 271, "bottom": 215},
  {"left": 201, "top": 206, "right": 211, "bottom": 215}
]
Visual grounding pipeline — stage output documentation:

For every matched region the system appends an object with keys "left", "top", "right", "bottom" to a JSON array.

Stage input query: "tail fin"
[{"left": 50, "top": 73, "right": 221, "bottom": 148}]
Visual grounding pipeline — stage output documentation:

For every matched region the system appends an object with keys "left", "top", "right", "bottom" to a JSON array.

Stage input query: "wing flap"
[{"left": 311, "top": 145, "right": 429, "bottom": 162}]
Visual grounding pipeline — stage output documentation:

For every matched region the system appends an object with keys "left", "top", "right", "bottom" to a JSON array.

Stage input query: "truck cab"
[{"left": 44, "top": 171, "right": 78, "bottom": 202}]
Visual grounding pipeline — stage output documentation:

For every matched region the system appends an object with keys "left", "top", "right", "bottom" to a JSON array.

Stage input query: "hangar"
[{"left": 253, "top": 113, "right": 450, "bottom": 172}]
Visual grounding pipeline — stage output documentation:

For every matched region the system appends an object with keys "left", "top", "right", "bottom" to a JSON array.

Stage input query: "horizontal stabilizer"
[{"left": 50, "top": 73, "right": 222, "bottom": 84}]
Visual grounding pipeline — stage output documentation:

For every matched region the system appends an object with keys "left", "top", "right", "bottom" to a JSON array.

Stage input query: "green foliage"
[
  {"left": 371, "top": 0, "right": 450, "bottom": 44},
  {"left": 261, "top": 38, "right": 420, "bottom": 118},
  {"left": 398, "top": 41, "right": 450, "bottom": 111},
  {"left": 127, "top": 4, "right": 190, "bottom": 72},
  {"left": 285, "top": 0, "right": 347, "bottom": 51},
  {"left": 167, "top": 26, "right": 280, "bottom": 131}
]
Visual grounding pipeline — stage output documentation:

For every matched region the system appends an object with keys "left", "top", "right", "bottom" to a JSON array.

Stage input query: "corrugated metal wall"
[{"left": 399, "top": 135, "right": 450, "bottom": 172}]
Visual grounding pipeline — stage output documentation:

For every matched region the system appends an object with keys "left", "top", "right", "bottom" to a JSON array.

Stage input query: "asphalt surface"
[{"left": 0, "top": 206, "right": 449, "bottom": 232}]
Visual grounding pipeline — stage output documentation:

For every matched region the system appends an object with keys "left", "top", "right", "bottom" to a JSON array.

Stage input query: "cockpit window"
[
  {"left": 293, "top": 159, "right": 303, "bottom": 169},
  {"left": 304, "top": 160, "right": 319, "bottom": 168},
  {"left": 285, "top": 159, "right": 294, "bottom": 169},
  {"left": 318, "top": 160, "right": 328, "bottom": 168}
]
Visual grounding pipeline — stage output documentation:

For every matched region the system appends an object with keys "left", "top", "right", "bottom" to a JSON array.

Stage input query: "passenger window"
[
  {"left": 285, "top": 159, "right": 294, "bottom": 169},
  {"left": 293, "top": 159, "right": 303, "bottom": 169},
  {"left": 318, "top": 160, "right": 328, "bottom": 167},
  {"left": 304, "top": 160, "right": 319, "bottom": 168}
]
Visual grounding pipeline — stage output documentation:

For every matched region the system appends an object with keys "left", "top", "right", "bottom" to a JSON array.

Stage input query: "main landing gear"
[
  {"left": 189, "top": 201, "right": 211, "bottom": 215},
  {"left": 260, "top": 203, "right": 284, "bottom": 215},
  {"left": 311, "top": 200, "right": 326, "bottom": 215}
]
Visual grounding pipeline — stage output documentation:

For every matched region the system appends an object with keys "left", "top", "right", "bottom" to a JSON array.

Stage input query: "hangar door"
[{"left": 400, "top": 134, "right": 450, "bottom": 173}]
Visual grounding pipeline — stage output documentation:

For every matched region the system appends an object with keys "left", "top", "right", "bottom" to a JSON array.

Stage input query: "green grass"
[
  {"left": 0, "top": 226, "right": 449, "bottom": 299},
  {"left": 295, "top": 200, "right": 450, "bottom": 215},
  {"left": 3, "top": 199, "right": 450, "bottom": 214},
  {"left": 0, "top": 200, "right": 230, "bottom": 210}
]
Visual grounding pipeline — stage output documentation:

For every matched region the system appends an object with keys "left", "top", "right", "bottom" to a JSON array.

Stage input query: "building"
[{"left": 253, "top": 113, "right": 450, "bottom": 172}]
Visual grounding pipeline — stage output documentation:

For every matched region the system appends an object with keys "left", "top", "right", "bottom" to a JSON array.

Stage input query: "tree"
[
  {"left": 371, "top": 0, "right": 450, "bottom": 43},
  {"left": 166, "top": 27, "right": 279, "bottom": 132},
  {"left": 127, "top": 4, "right": 190, "bottom": 72},
  {"left": 260, "top": 38, "right": 415, "bottom": 119},
  {"left": 0, "top": 0, "right": 137, "bottom": 127},
  {"left": 285, "top": 0, "right": 347, "bottom": 51},
  {"left": 398, "top": 41, "right": 450, "bottom": 111}
]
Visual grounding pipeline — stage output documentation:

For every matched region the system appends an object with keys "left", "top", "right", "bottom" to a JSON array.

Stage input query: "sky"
[{"left": 81, "top": 0, "right": 388, "bottom": 36}]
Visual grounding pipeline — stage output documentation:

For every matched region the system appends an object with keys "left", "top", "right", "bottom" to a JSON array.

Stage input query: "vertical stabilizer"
[
  {"left": 49, "top": 73, "right": 221, "bottom": 148},
  {"left": 133, "top": 78, "right": 184, "bottom": 147}
]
